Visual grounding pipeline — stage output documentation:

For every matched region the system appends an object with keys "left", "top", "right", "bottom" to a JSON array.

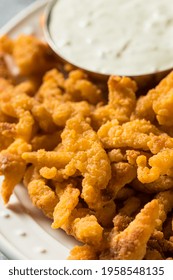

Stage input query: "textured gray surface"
[{"left": 0, "top": 0, "right": 35, "bottom": 260}]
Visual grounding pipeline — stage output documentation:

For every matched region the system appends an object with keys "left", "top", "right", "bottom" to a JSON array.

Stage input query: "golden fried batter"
[
  {"left": 110, "top": 199, "right": 159, "bottom": 260},
  {"left": 92, "top": 76, "right": 137, "bottom": 129}
]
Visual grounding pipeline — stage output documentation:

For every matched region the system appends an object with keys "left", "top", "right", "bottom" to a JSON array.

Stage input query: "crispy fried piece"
[
  {"left": 62, "top": 208, "right": 92, "bottom": 235},
  {"left": 155, "top": 190, "right": 173, "bottom": 230},
  {"left": 107, "top": 162, "right": 136, "bottom": 199},
  {"left": 39, "top": 167, "right": 58, "bottom": 180},
  {"left": 92, "top": 76, "right": 137, "bottom": 129},
  {"left": 0, "top": 111, "right": 34, "bottom": 142},
  {"left": 98, "top": 119, "right": 162, "bottom": 150},
  {"left": 131, "top": 94, "right": 156, "bottom": 122},
  {"left": 0, "top": 82, "right": 33, "bottom": 118},
  {"left": 12, "top": 35, "right": 58, "bottom": 75},
  {"left": 136, "top": 149, "right": 173, "bottom": 183},
  {"left": 0, "top": 153, "right": 26, "bottom": 203},
  {"left": 22, "top": 149, "right": 72, "bottom": 169},
  {"left": 52, "top": 101, "right": 91, "bottom": 127},
  {"left": 132, "top": 175, "right": 173, "bottom": 193},
  {"left": 108, "top": 149, "right": 126, "bottom": 163},
  {"left": 0, "top": 35, "right": 14, "bottom": 54},
  {"left": 52, "top": 184, "right": 80, "bottom": 229},
  {"left": 68, "top": 244, "right": 98, "bottom": 260},
  {"left": 0, "top": 137, "right": 31, "bottom": 203},
  {"left": 109, "top": 199, "right": 159, "bottom": 260},
  {"left": 132, "top": 71, "right": 173, "bottom": 126},
  {"left": 31, "top": 103, "right": 57, "bottom": 133},
  {"left": 112, "top": 196, "right": 141, "bottom": 234},
  {"left": 58, "top": 115, "right": 111, "bottom": 210},
  {"left": 72, "top": 215, "right": 103, "bottom": 246},
  {"left": 36, "top": 69, "right": 92, "bottom": 127},
  {"left": 65, "top": 70, "right": 103, "bottom": 104},
  {"left": 27, "top": 178, "right": 58, "bottom": 218},
  {"left": 36, "top": 68, "right": 65, "bottom": 102}
]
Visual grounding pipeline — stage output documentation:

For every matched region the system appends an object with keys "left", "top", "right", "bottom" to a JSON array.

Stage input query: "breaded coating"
[
  {"left": 65, "top": 70, "right": 103, "bottom": 104},
  {"left": 27, "top": 178, "right": 58, "bottom": 219},
  {"left": 22, "top": 149, "right": 72, "bottom": 169},
  {"left": 52, "top": 184, "right": 80, "bottom": 228},
  {"left": 136, "top": 148, "right": 173, "bottom": 183},
  {"left": 110, "top": 199, "right": 159, "bottom": 259},
  {"left": 36, "top": 69, "right": 92, "bottom": 127},
  {"left": 72, "top": 215, "right": 103, "bottom": 246},
  {"left": 92, "top": 76, "right": 137, "bottom": 129},
  {"left": 0, "top": 35, "right": 14, "bottom": 54},
  {"left": 98, "top": 119, "right": 162, "bottom": 150},
  {"left": 0, "top": 152, "right": 26, "bottom": 203},
  {"left": 59, "top": 115, "right": 111, "bottom": 210},
  {"left": 132, "top": 71, "right": 173, "bottom": 126},
  {"left": 155, "top": 190, "right": 173, "bottom": 229},
  {"left": 12, "top": 35, "right": 57, "bottom": 75},
  {"left": 68, "top": 244, "right": 98, "bottom": 260}
]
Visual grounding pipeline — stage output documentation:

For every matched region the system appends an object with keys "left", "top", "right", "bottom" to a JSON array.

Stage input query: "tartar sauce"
[{"left": 49, "top": 0, "right": 173, "bottom": 76}]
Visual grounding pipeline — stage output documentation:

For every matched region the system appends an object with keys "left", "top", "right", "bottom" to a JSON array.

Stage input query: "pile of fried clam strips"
[{"left": 0, "top": 34, "right": 173, "bottom": 260}]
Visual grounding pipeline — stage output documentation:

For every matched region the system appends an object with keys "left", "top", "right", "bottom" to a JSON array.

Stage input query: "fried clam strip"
[
  {"left": 0, "top": 152, "right": 26, "bottom": 204},
  {"left": 92, "top": 76, "right": 137, "bottom": 130},
  {"left": 23, "top": 166, "right": 58, "bottom": 219},
  {"left": 0, "top": 82, "right": 35, "bottom": 203},
  {"left": 132, "top": 175, "right": 173, "bottom": 193},
  {"left": 61, "top": 207, "right": 104, "bottom": 248},
  {"left": 108, "top": 199, "right": 159, "bottom": 260},
  {"left": 27, "top": 178, "right": 58, "bottom": 219},
  {"left": 0, "top": 80, "right": 34, "bottom": 118},
  {"left": 97, "top": 119, "right": 163, "bottom": 150},
  {"left": 155, "top": 190, "right": 173, "bottom": 230},
  {"left": 52, "top": 184, "right": 80, "bottom": 229},
  {"left": 68, "top": 244, "right": 98, "bottom": 260},
  {"left": 131, "top": 71, "right": 173, "bottom": 124},
  {"left": 9, "top": 35, "right": 59, "bottom": 76},
  {"left": 0, "top": 139, "right": 31, "bottom": 203},
  {"left": 0, "top": 85, "right": 34, "bottom": 203},
  {"left": 112, "top": 196, "right": 141, "bottom": 235},
  {"left": 22, "top": 149, "right": 72, "bottom": 169},
  {"left": 57, "top": 115, "right": 111, "bottom": 210},
  {"left": 35, "top": 69, "right": 92, "bottom": 127},
  {"left": 136, "top": 148, "right": 173, "bottom": 183},
  {"left": 65, "top": 69, "right": 103, "bottom": 105}
]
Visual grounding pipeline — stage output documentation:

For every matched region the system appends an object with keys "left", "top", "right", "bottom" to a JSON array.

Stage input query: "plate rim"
[{"left": 0, "top": 0, "right": 49, "bottom": 35}]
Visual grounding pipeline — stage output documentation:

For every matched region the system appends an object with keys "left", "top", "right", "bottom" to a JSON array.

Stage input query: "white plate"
[{"left": 0, "top": 0, "right": 78, "bottom": 260}]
